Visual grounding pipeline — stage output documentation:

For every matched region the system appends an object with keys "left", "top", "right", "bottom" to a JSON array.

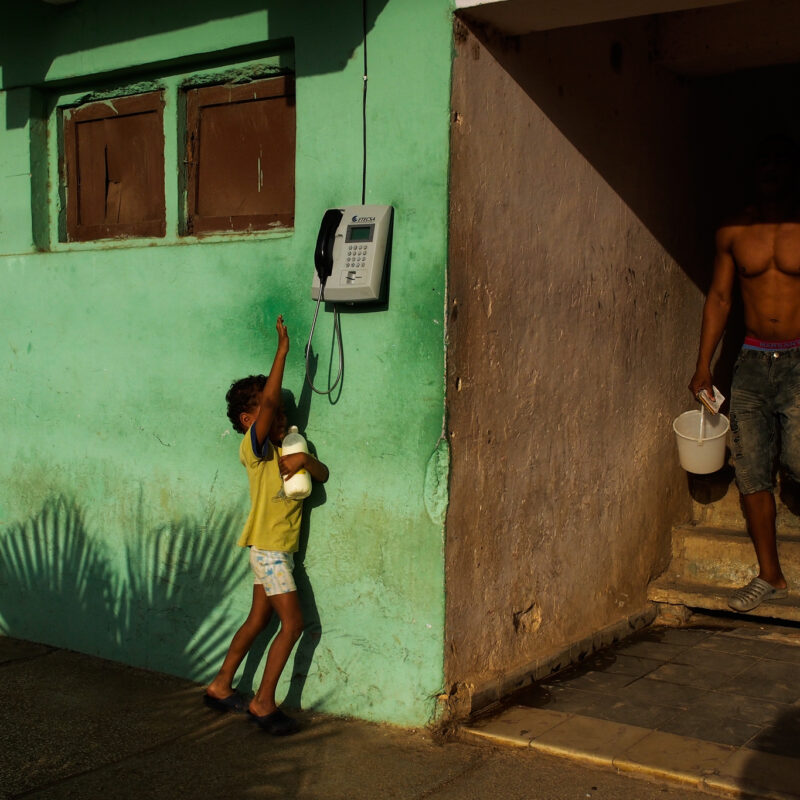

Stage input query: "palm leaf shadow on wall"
[
  {"left": 0, "top": 496, "right": 120, "bottom": 657},
  {"left": 0, "top": 495, "right": 245, "bottom": 681},
  {"left": 123, "top": 504, "right": 246, "bottom": 676},
  {"left": 0, "top": 494, "right": 327, "bottom": 711}
]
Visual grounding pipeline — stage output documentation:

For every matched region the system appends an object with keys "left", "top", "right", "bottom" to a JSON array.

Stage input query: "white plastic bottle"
[{"left": 281, "top": 426, "right": 312, "bottom": 499}]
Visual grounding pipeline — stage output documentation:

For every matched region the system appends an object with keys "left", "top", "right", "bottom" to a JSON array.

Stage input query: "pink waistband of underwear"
[{"left": 743, "top": 335, "right": 800, "bottom": 351}]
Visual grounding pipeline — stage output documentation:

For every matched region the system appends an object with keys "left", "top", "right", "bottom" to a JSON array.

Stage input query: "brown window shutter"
[
  {"left": 185, "top": 76, "right": 295, "bottom": 234},
  {"left": 63, "top": 91, "right": 166, "bottom": 241}
]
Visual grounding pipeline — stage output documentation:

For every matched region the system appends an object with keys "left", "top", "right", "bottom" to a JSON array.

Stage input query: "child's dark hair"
[{"left": 226, "top": 375, "right": 267, "bottom": 434}]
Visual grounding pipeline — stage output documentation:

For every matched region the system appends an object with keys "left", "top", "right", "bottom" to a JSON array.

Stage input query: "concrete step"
[
  {"left": 648, "top": 575, "right": 800, "bottom": 623},
  {"left": 649, "top": 524, "right": 800, "bottom": 623},
  {"left": 689, "top": 467, "right": 800, "bottom": 530},
  {"left": 668, "top": 524, "right": 800, "bottom": 588},
  {"left": 651, "top": 468, "right": 800, "bottom": 624}
]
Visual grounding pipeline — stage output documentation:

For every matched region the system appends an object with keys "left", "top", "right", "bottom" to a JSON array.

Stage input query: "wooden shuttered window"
[
  {"left": 185, "top": 76, "right": 295, "bottom": 234},
  {"left": 63, "top": 91, "right": 166, "bottom": 241}
]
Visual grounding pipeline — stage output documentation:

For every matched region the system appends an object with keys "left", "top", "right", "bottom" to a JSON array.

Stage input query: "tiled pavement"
[{"left": 465, "top": 615, "right": 800, "bottom": 798}]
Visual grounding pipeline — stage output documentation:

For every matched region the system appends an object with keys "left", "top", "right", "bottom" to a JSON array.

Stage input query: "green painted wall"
[{"left": 0, "top": 0, "right": 453, "bottom": 726}]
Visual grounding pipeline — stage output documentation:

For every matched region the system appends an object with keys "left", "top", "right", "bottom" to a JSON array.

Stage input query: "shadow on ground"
[{"left": 737, "top": 705, "right": 800, "bottom": 797}]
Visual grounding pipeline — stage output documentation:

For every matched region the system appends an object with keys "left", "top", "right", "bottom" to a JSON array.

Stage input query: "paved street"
[
  {"left": 1, "top": 635, "right": 712, "bottom": 800},
  {"left": 467, "top": 614, "right": 800, "bottom": 799}
]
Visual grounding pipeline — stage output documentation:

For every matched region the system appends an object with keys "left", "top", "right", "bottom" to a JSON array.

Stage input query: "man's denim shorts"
[{"left": 730, "top": 346, "right": 800, "bottom": 495}]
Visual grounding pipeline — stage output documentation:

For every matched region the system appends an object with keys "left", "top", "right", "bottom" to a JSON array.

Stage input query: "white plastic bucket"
[{"left": 672, "top": 410, "right": 730, "bottom": 474}]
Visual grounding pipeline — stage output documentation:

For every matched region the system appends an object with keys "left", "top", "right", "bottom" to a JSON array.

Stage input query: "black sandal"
[
  {"left": 248, "top": 708, "right": 300, "bottom": 735},
  {"left": 203, "top": 691, "right": 247, "bottom": 713}
]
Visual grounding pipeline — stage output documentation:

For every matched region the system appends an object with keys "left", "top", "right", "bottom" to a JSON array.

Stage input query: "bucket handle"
[{"left": 697, "top": 405, "right": 705, "bottom": 445}]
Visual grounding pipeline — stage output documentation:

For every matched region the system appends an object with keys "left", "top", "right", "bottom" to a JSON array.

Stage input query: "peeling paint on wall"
[{"left": 424, "top": 437, "right": 450, "bottom": 526}]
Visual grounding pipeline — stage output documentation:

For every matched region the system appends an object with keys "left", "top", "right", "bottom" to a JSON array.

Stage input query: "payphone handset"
[{"left": 311, "top": 205, "right": 393, "bottom": 303}]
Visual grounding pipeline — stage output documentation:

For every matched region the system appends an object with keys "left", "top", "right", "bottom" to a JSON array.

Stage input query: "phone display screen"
[{"left": 346, "top": 225, "right": 373, "bottom": 243}]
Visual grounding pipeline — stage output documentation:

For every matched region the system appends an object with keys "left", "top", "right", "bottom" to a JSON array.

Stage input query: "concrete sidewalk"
[
  {"left": 465, "top": 615, "right": 800, "bottom": 800},
  {"left": 1, "top": 636, "right": 713, "bottom": 800}
]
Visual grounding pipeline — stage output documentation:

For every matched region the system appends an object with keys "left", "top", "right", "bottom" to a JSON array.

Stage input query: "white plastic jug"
[
  {"left": 281, "top": 426, "right": 312, "bottom": 499},
  {"left": 672, "top": 409, "right": 730, "bottom": 474}
]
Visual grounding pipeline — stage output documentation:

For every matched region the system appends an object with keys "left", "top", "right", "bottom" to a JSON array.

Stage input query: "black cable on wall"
[{"left": 361, "top": 0, "right": 368, "bottom": 205}]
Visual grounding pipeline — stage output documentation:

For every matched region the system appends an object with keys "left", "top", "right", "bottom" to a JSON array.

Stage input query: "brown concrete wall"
[{"left": 445, "top": 17, "right": 706, "bottom": 697}]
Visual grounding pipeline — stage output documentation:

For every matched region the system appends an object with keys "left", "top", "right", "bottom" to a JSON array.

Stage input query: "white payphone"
[
  {"left": 311, "top": 205, "right": 393, "bottom": 304},
  {"left": 304, "top": 204, "right": 394, "bottom": 395}
]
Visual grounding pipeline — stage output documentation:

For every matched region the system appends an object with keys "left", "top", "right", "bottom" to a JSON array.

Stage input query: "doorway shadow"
[{"left": 464, "top": 22, "right": 800, "bottom": 297}]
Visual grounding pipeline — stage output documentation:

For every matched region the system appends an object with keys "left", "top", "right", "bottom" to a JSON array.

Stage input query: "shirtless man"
[{"left": 690, "top": 135, "right": 799, "bottom": 612}]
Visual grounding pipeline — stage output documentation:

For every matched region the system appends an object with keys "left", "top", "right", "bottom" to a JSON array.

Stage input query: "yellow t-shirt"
[{"left": 236, "top": 425, "right": 303, "bottom": 552}]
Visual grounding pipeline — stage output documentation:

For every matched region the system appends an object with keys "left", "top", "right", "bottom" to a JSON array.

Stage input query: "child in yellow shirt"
[{"left": 204, "top": 316, "right": 328, "bottom": 735}]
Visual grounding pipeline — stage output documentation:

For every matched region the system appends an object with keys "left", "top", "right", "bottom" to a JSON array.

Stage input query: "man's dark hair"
[{"left": 226, "top": 375, "right": 266, "bottom": 433}]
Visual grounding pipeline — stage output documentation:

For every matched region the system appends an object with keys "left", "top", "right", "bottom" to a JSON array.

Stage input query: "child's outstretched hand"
[{"left": 276, "top": 315, "right": 289, "bottom": 354}]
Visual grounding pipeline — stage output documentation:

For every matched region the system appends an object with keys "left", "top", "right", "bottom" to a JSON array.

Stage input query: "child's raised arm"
[{"left": 253, "top": 316, "right": 289, "bottom": 448}]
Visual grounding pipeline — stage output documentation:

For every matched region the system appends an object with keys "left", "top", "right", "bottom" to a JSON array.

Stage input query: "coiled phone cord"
[{"left": 304, "top": 286, "right": 344, "bottom": 396}]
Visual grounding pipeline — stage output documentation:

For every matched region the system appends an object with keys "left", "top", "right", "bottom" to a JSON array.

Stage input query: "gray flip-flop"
[{"left": 728, "top": 577, "right": 788, "bottom": 612}]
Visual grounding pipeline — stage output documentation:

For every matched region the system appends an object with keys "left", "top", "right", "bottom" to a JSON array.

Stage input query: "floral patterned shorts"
[{"left": 249, "top": 547, "right": 296, "bottom": 596}]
